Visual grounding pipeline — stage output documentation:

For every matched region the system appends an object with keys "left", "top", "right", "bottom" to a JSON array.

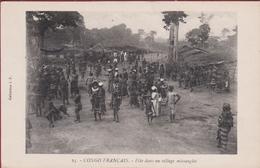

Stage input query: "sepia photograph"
[{"left": 25, "top": 10, "right": 237, "bottom": 154}]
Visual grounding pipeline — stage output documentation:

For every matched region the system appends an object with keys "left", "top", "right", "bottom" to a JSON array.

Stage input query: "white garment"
[
  {"left": 151, "top": 92, "right": 159, "bottom": 116},
  {"left": 113, "top": 58, "right": 118, "bottom": 63}
]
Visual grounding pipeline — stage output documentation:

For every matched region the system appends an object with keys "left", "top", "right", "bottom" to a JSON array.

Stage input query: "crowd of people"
[{"left": 27, "top": 50, "right": 234, "bottom": 152}]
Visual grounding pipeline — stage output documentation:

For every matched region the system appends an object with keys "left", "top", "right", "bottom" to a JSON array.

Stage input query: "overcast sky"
[{"left": 80, "top": 11, "right": 237, "bottom": 40}]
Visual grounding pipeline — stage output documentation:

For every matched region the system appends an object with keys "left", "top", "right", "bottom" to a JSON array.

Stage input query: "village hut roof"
[
  {"left": 107, "top": 45, "right": 148, "bottom": 53},
  {"left": 178, "top": 45, "right": 235, "bottom": 66}
]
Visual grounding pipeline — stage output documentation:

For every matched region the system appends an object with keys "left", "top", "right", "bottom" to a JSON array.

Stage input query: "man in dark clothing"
[
  {"left": 107, "top": 69, "right": 113, "bottom": 93},
  {"left": 145, "top": 96, "right": 154, "bottom": 124},
  {"left": 74, "top": 91, "right": 82, "bottom": 123},
  {"left": 45, "top": 102, "right": 61, "bottom": 128},
  {"left": 122, "top": 68, "right": 128, "bottom": 80},
  {"left": 159, "top": 64, "right": 165, "bottom": 78},
  {"left": 121, "top": 70, "right": 129, "bottom": 97},
  {"left": 86, "top": 72, "right": 95, "bottom": 95},
  {"left": 111, "top": 79, "right": 122, "bottom": 122},
  {"left": 217, "top": 103, "right": 234, "bottom": 152},
  {"left": 129, "top": 80, "right": 139, "bottom": 107},
  {"left": 60, "top": 77, "right": 69, "bottom": 105},
  {"left": 95, "top": 63, "right": 102, "bottom": 78},
  {"left": 90, "top": 81, "right": 101, "bottom": 121},
  {"left": 70, "top": 73, "right": 79, "bottom": 98}
]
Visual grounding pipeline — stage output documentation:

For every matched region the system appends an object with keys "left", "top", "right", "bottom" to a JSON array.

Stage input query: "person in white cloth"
[
  {"left": 167, "top": 85, "right": 181, "bottom": 123},
  {"left": 151, "top": 86, "right": 159, "bottom": 117}
]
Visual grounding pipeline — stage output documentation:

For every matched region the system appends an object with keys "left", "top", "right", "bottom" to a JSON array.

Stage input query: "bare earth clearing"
[{"left": 28, "top": 76, "right": 237, "bottom": 154}]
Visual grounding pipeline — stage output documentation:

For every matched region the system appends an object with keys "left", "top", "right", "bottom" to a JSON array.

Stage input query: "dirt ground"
[{"left": 27, "top": 73, "right": 237, "bottom": 154}]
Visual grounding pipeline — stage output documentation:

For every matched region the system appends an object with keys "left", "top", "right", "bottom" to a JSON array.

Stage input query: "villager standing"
[
  {"left": 217, "top": 103, "right": 234, "bottom": 152},
  {"left": 167, "top": 85, "right": 181, "bottom": 123},
  {"left": 90, "top": 81, "right": 101, "bottom": 121},
  {"left": 98, "top": 82, "right": 106, "bottom": 115},
  {"left": 74, "top": 91, "right": 82, "bottom": 123},
  {"left": 151, "top": 86, "right": 159, "bottom": 117},
  {"left": 111, "top": 79, "right": 122, "bottom": 122}
]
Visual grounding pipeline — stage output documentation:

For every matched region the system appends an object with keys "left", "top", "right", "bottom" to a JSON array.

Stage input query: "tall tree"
[
  {"left": 198, "top": 23, "right": 210, "bottom": 48},
  {"left": 162, "top": 11, "right": 187, "bottom": 63},
  {"left": 185, "top": 28, "right": 201, "bottom": 47},
  {"left": 197, "top": 13, "right": 213, "bottom": 48},
  {"left": 27, "top": 11, "right": 84, "bottom": 48},
  {"left": 185, "top": 25, "right": 210, "bottom": 48},
  {"left": 26, "top": 11, "right": 85, "bottom": 72}
]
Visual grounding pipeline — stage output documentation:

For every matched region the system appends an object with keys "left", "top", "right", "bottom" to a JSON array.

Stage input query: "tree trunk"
[
  {"left": 168, "top": 22, "right": 179, "bottom": 64},
  {"left": 175, "top": 23, "right": 179, "bottom": 62}
]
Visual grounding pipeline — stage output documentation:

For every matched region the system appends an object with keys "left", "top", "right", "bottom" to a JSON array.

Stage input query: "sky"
[{"left": 80, "top": 11, "right": 237, "bottom": 40}]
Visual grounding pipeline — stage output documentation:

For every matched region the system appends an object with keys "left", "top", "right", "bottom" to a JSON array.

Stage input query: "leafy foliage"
[
  {"left": 162, "top": 11, "right": 188, "bottom": 30},
  {"left": 186, "top": 24, "right": 210, "bottom": 47},
  {"left": 185, "top": 28, "right": 201, "bottom": 46},
  {"left": 199, "top": 24, "right": 211, "bottom": 45},
  {"left": 26, "top": 11, "right": 84, "bottom": 36},
  {"left": 83, "top": 24, "right": 140, "bottom": 48}
]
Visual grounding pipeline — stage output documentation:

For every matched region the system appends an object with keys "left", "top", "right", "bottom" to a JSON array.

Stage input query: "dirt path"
[{"left": 28, "top": 76, "right": 237, "bottom": 154}]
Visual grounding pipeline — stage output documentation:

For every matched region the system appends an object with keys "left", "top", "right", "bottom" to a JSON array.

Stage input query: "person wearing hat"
[
  {"left": 160, "top": 82, "right": 168, "bottom": 98},
  {"left": 98, "top": 82, "right": 106, "bottom": 115},
  {"left": 151, "top": 86, "right": 159, "bottom": 117},
  {"left": 132, "top": 69, "right": 137, "bottom": 81},
  {"left": 217, "top": 103, "right": 233, "bottom": 152},
  {"left": 157, "top": 78, "right": 166, "bottom": 96},
  {"left": 167, "top": 85, "right": 181, "bottom": 123}
]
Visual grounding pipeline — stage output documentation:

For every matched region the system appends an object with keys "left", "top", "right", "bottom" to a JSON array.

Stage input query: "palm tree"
[{"left": 162, "top": 11, "right": 187, "bottom": 63}]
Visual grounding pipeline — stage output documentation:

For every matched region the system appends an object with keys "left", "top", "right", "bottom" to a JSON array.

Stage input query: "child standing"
[{"left": 167, "top": 85, "right": 181, "bottom": 123}]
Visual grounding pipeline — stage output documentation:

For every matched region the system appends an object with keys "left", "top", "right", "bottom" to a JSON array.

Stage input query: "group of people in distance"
[{"left": 27, "top": 50, "right": 234, "bottom": 153}]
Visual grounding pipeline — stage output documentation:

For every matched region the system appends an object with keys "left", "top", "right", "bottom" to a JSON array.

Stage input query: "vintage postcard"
[{"left": 1, "top": 1, "right": 260, "bottom": 168}]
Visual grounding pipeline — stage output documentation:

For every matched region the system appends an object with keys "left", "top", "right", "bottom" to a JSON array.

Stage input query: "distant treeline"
[{"left": 44, "top": 23, "right": 169, "bottom": 52}]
